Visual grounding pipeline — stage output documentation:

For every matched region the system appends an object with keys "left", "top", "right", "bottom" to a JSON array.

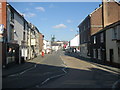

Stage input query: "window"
[
  {"left": 93, "top": 49, "right": 96, "bottom": 58},
  {"left": 98, "top": 49, "right": 101, "bottom": 60},
  {"left": 24, "top": 21, "right": 26, "bottom": 30},
  {"left": 84, "top": 26, "right": 85, "bottom": 31},
  {"left": 9, "top": 25, "right": 14, "bottom": 41},
  {"left": 10, "top": 10, "right": 14, "bottom": 23},
  {"left": 100, "top": 33, "right": 104, "bottom": 43},
  {"left": 23, "top": 32, "right": 25, "bottom": 41},
  {"left": 93, "top": 36, "right": 96, "bottom": 44},
  {"left": 112, "top": 27, "right": 117, "bottom": 39}
]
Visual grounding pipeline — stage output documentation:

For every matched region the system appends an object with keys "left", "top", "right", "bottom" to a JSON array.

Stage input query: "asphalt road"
[
  {"left": 3, "top": 50, "right": 66, "bottom": 88},
  {"left": 2, "top": 50, "right": 120, "bottom": 89}
]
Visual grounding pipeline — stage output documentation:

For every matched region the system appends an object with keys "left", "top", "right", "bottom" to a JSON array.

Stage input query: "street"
[{"left": 3, "top": 50, "right": 120, "bottom": 88}]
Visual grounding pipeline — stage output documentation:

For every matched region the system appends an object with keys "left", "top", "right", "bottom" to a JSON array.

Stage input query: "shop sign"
[
  {"left": 0, "top": 24, "right": 4, "bottom": 34},
  {"left": 0, "top": 3, "right": 2, "bottom": 8}
]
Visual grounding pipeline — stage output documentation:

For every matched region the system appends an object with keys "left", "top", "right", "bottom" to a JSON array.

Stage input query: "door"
[{"left": 109, "top": 49, "right": 114, "bottom": 63}]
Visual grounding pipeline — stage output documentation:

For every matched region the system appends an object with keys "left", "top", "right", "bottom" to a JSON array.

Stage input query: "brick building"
[
  {"left": 78, "top": 15, "right": 91, "bottom": 57},
  {"left": 90, "top": 21, "right": 120, "bottom": 67},
  {"left": 78, "top": 0, "right": 120, "bottom": 61},
  {"left": 0, "top": 1, "right": 7, "bottom": 67},
  {"left": 39, "top": 33, "right": 44, "bottom": 53}
]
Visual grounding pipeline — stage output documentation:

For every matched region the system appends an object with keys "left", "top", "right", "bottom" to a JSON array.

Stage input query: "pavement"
[
  {"left": 65, "top": 52, "right": 120, "bottom": 74},
  {"left": 65, "top": 52, "right": 120, "bottom": 88},
  {"left": 2, "top": 54, "right": 50, "bottom": 78}
]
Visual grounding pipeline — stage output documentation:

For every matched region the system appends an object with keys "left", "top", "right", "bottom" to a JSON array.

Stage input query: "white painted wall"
[
  {"left": 7, "top": 6, "right": 29, "bottom": 61},
  {"left": 52, "top": 46, "right": 59, "bottom": 51},
  {"left": 106, "top": 25, "right": 120, "bottom": 64},
  {"left": 70, "top": 35, "right": 79, "bottom": 47},
  {"left": 14, "top": 13, "right": 24, "bottom": 45},
  {"left": 43, "top": 40, "right": 51, "bottom": 53}
]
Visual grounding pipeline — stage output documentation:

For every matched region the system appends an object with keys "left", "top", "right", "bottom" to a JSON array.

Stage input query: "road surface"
[{"left": 3, "top": 50, "right": 120, "bottom": 89}]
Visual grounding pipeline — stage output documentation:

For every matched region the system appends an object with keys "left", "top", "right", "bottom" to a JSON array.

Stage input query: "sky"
[{"left": 9, "top": 2, "right": 102, "bottom": 41}]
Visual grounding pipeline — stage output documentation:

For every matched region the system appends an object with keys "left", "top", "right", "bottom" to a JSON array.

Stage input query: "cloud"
[
  {"left": 53, "top": 24, "right": 67, "bottom": 29},
  {"left": 35, "top": 7, "right": 45, "bottom": 12},
  {"left": 25, "top": 12, "right": 36, "bottom": 18},
  {"left": 67, "top": 20, "right": 72, "bottom": 23}
]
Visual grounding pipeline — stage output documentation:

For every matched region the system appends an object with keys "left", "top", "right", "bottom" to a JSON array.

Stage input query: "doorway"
[{"left": 109, "top": 49, "right": 114, "bottom": 63}]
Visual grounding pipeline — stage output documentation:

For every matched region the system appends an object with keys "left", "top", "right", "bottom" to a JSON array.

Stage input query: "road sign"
[{"left": 0, "top": 24, "right": 4, "bottom": 34}]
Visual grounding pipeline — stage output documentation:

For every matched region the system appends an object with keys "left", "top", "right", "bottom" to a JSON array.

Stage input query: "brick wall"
[
  {"left": 0, "top": 1, "right": 7, "bottom": 67},
  {"left": 0, "top": 2, "right": 7, "bottom": 29},
  {"left": 90, "top": 6, "right": 103, "bottom": 35},
  {"left": 103, "top": 1, "right": 120, "bottom": 27}
]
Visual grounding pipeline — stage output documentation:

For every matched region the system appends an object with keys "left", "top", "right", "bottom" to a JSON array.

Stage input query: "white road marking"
[
  {"left": 60, "top": 55, "right": 67, "bottom": 67},
  {"left": 112, "top": 79, "right": 120, "bottom": 88},
  {"left": 8, "top": 64, "right": 37, "bottom": 77},
  {"left": 35, "top": 67, "right": 68, "bottom": 87}
]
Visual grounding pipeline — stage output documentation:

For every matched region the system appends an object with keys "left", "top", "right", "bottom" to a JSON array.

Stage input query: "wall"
[
  {"left": 90, "top": 6, "right": 103, "bottom": 35},
  {"left": 0, "top": 1, "right": 7, "bottom": 67},
  {"left": 70, "top": 35, "right": 79, "bottom": 47},
  {"left": 39, "top": 33, "right": 43, "bottom": 52},
  {"left": 106, "top": 25, "right": 120, "bottom": 64},
  {"left": 103, "top": 1, "right": 120, "bottom": 27}
]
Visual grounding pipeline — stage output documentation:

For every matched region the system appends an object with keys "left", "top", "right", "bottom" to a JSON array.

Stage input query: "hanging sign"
[{"left": 0, "top": 24, "right": 4, "bottom": 34}]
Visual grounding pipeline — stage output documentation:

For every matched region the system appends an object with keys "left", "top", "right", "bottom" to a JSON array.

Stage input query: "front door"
[{"left": 109, "top": 49, "right": 114, "bottom": 63}]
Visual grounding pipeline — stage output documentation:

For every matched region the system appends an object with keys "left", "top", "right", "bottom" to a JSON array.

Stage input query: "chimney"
[{"left": 102, "top": 0, "right": 109, "bottom": 27}]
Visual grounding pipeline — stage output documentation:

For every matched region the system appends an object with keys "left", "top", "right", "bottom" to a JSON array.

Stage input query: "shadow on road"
[{"left": 2, "top": 57, "right": 120, "bottom": 89}]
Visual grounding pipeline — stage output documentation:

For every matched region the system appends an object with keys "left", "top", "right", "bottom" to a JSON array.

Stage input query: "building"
[
  {"left": 106, "top": 21, "right": 120, "bottom": 66},
  {"left": 0, "top": 1, "right": 7, "bottom": 67},
  {"left": 78, "top": 15, "right": 91, "bottom": 57},
  {"left": 43, "top": 40, "right": 51, "bottom": 54},
  {"left": 70, "top": 34, "right": 79, "bottom": 48},
  {"left": 51, "top": 41, "right": 65, "bottom": 51},
  {"left": 0, "top": 2, "right": 43, "bottom": 68},
  {"left": 90, "top": 28, "right": 106, "bottom": 63},
  {"left": 90, "top": 21, "right": 120, "bottom": 66},
  {"left": 39, "top": 33, "right": 44, "bottom": 54},
  {"left": 78, "top": 0, "right": 120, "bottom": 59}
]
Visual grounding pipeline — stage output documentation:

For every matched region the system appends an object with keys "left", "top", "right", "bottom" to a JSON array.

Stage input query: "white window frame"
[
  {"left": 93, "top": 36, "right": 96, "bottom": 44},
  {"left": 112, "top": 27, "right": 117, "bottom": 39}
]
